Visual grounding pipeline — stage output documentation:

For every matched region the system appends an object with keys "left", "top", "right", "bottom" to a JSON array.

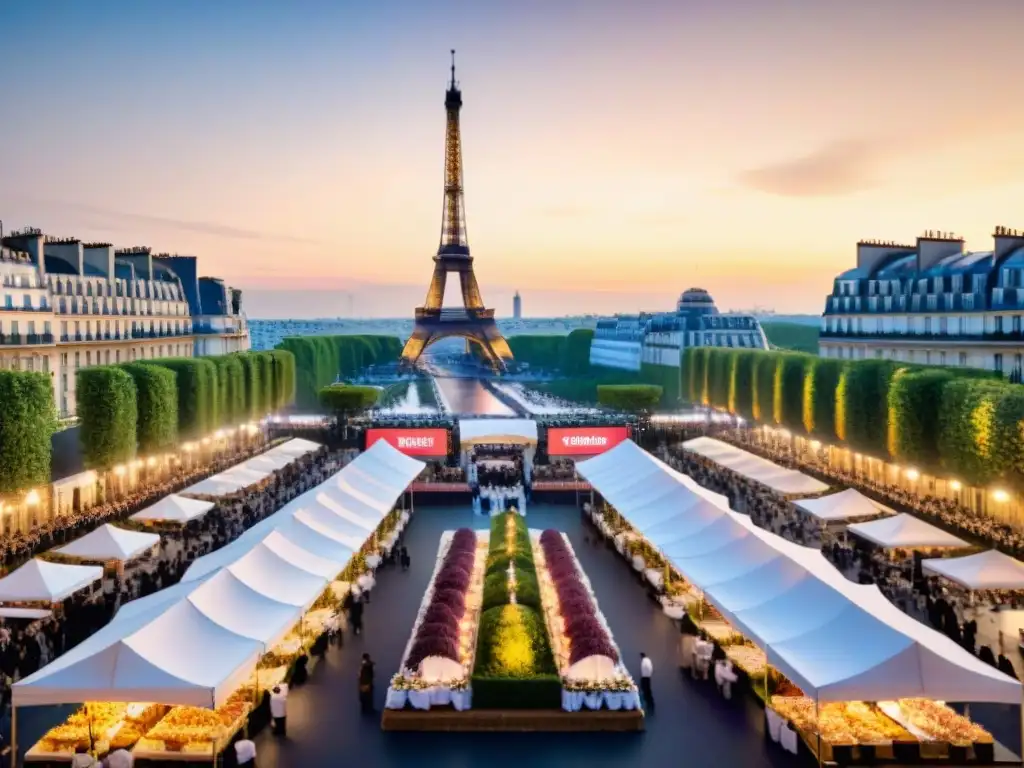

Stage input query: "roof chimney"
[
  {"left": 916, "top": 230, "right": 964, "bottom": 272},
  {"left": 993, "top": 226, "right": 1024, "bottom": 261}
]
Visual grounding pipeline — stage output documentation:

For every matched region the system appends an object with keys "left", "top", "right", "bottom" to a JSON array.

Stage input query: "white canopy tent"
[
  {"left": 53, "top": 524, "right": 160, "bottom": 562},
  {"left": 793, "top": 488, "right": 891, "bottom": 522},
  {"left": 459, "top": 418, "right": 538, "bottom": 446},
  {"left": 923, "top": 550, "right": 1024, "bottom": 591},
  {"left": 848, "top": 513, "right": 970, "bottom": 550},
  {"left": 13, "top": 439, "right": 424, "bottom": 710},
  {"left": 682, "top": 436, "right": 829, "bottom": 495},
  {"left": 181, "top": 467, "right": 271, "bottom": 497},
  {"left": 270, "top": 438, "right": 321, "bottom": 457},
  {"left": 0, "top": 560, "right": 102, "bottom": 603},
  {"left": 131, "top": 494, "right": 215, "bottom": 524},
  {"left": 578, "top": 441, "right": 1020, "bottom": 704}
]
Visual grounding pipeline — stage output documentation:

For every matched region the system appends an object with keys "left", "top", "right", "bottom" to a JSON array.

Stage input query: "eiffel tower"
[{"left": 400, "top": 51, "right": 513, "bottom": 370}]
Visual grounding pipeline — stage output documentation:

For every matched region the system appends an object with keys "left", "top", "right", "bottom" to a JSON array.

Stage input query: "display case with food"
[
  {"left": 132, "top": 691, "right": 251, "bottom": 760},
  {"left": 26, "top": 702, "right": 168, "bottom": 762},
  {"left": 878, "top": 698, "right": 994, "bottom": 761}
]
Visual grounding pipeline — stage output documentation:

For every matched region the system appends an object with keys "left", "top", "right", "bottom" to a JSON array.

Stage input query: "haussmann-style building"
[
  {"left": 589, "top": 288, "right": 768, "bottom": 372},
  {"left": 820, "top": 227, "right": 1024, "bottom": 376},
  {"left": 0, "top": 227, "right": 250, "bottom": 417}
]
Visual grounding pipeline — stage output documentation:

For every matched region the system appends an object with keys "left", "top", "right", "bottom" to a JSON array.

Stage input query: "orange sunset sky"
[{"left": 1, "top": 1, "right": 1023, "bottom": 317}]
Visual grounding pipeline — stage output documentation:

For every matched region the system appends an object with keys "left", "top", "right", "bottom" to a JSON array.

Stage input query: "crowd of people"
[
  {"left": 416, "top": 463, "right": 465, "bottom": 483},
  {"left": 732, "top": 429, "right": 1024, "bottom": 559},
  {"left": 0, "top": 442, "right": 354, "bottom": 734},
  {"left": 533, "top": 458, "right": 578, "bottom": 481},
  {"left": 0, "top": 438, "right": 277, "bottom": 572},
  {"left": 660, "top": 439, "right": 1023, "bottom": 680}
]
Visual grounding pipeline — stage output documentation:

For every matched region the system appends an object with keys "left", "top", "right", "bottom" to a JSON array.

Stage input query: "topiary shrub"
[
  {"left": 78, "top": 366, "right": 137, "bottom": 468},
  {"left": 120, "top": 363, "right": 178, "bottom": 453},
  {"left": 0, "top": 371, "right": 56, "bottom": 493}
]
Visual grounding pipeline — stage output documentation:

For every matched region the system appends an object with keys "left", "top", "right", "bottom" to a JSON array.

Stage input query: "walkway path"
[{"left": 252, "top": 503, "right": 793, "bottom": 767}]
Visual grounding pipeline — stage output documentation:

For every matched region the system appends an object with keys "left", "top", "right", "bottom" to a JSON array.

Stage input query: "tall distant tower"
[
  {"left": 400, "top": 51, "right": 513, "bottom": 368},
  {"left": 513, "top": 290, "right": 522, "bottom": 319}
]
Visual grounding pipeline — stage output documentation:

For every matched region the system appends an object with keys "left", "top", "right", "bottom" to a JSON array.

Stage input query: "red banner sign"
[
  {"left": 366, "top": 428, "right": 449, "bottom": 456},
  {"left": 547, "top": 426, "right": 630, "bottom": 456}
]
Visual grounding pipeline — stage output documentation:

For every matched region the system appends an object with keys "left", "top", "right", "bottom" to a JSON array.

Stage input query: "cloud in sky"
[
  {"left": 737, "top": 139, "right": 881, "bottom": 198},
  {"left": 4, "top": 197, "right": 323, "bottom": 246}
]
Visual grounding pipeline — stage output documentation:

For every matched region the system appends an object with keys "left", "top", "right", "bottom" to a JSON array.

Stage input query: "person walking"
[
  {"left": 359, "top": 653, "right": 375, "bottom": 714},
  {"left": 639, "top": 652, "right": 655, "bottom": 714},
  {"left": 270, "top": 684, "right": 288, "bottom": 736},
  {"left": 400, "top": 546, "right": 411, "bottom": 572},
  {"left": 349, "top": 594, "right": 364, "bottom": 636}
]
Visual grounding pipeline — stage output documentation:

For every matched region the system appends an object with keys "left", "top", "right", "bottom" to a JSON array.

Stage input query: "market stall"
[
  {"left": 0, "top": 559, "right": 103, "bottom": 603},
  {"left": 130, "top": 495, "right": 216, "bottom": 525},
  {"left": 682, "top": 436, "right": 829, "bottom": 495},
  {"left": 922, "top": 549, "right": 1024, "bottom": 590},
  {"left": 180, "top": 467, "right": 271, "bottom": 498},
  {"left": 793, "top": 488, "right": 892, "bottom": 523},
  {"left": 847, "top": 513, "right": 970, "bottom": 550},
  {"left": 13, "top": 439, "right": 425, "bottom": 764},
  {"left": 52, "top": 524, "right": 160, "bottom": 563},
  {"left": 578, "top": 440, "right": 1021, "bottom": 763}
]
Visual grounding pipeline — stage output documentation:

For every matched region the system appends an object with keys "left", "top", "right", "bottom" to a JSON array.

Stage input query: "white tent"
[
  {"left": 271, "top": 438, "right": 321, "bottom": 456},
  {"left": 53, "top": 524, "right": 160, "bottom": 562},
  {"left": 793, "top": 488, "right": 891, "bottom": 522},
  {"left": 0, "top": 560, "right": 102, "bottom": 603},
  {"left": 923, "top": 550, "right": 1024, "bottom": 591},
  {"left": 848, "top": 513, "right": 969, "bottom": 549},
  {"left": 682, "top": 436, "right": 829, "bottom": 495},
  {"left": 181, "top": 466, "right": 271, "bottom": 497},
  {"left": 131, "top": 494, "right": 215, "bottom": 524},
  {"left": 459, "top": 418, "right": 538, "bottom": 446},
  {"left": 577, "top": 441, "right": 1020, "bottom": 704},
  {"left": 13, "top": 439, "right": 424, "bottom": 710},
  {"left": 13, "top": 599, "right": 262, "bottom": 708}
]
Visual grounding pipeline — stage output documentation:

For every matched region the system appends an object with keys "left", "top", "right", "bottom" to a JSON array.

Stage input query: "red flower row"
[
  {"left": 539, "top": 530, "right": 618, "bottom": 665},
  {"left": 405, "top": 528, "right": 477, "bottom": 670}
]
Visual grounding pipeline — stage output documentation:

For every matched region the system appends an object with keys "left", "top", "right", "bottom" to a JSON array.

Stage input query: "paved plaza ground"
[{"left": 250, "top": 502, "right": 795, "bottom": 768}]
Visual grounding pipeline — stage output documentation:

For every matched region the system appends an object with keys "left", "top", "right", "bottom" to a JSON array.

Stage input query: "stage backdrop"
[
  {"left": 546, "top": 426, "right": 630, "bottom": 456},
  {"left": 366, "top": 428, "right": 450, "bottom": 457}
]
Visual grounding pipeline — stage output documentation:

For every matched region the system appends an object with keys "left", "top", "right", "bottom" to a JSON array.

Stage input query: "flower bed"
[
  {"left": 534, "top": 529, "right": 640, "bottom": 712},
  {"left": 471, "top": 513, "right": 561, "bottom": 709},
  {"left": 386, "top": 528, "right": 487, "bottom": 711}
]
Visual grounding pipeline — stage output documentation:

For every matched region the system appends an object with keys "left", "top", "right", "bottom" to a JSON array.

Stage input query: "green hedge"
[
  {"left": 211, "top": 355, "right": 245, "bottom": 427},
  {"left": 470, "top": 674, "right": 562, "bottom": 710},
  {"left": 276, "top": 334, "right": 400, "bottom": 409},
  {"left": 887, "top": 368, "right": 954, "bottom": 469},
  {"left": 0, "top": 371, "right": 56, "bottom": 493},
  {"left": 78, "top": 367, "right": 137, "bottom": 468},
  {"left": 563, "top": 329, "right": 594, "bottom": 375},
  {"left": 775, "top": 353, "right": 813, "bottom": 429},
  {"left": 235, "top": 352, "right": 262, "bottom": 419},
  {"left": 803, "top": 358, "right": 844, "bottom": 440},
  {"left": 837, "top": 359, "right": 896, "bottom": 455},
  {"left": 596, "top": 383, "right": 662, "bottom": 412},
  {"left": 150, "top": 358, "right": 217, "bottom": 440},
  {"left": 507, "top": 335, "right": 566, "bottom": 370},
  {"left": 267, "top": 349, "right": 296, "bottom": 409},
  {"left": 318, "top": 384, "right": 379, "bottom": 416},
  {"left": 120, "top": 363, "right": 178, "bottom": 453},
  {"left": 730, "top": 350, "right": 758, "bottom": 419},
  {"left": 639, "top": 362, "right": 681, "bottom": 407},
  {"left": 753, "top": 351, "right": 777, "bottom": 423}
]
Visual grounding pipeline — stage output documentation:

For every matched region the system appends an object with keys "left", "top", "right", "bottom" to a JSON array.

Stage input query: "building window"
[
  {"left": 959, "top": 352, "right": 968, "bottom": 366},
  {"left": 995, "top": 353, "right": 1004, "bottom": 373},
  {"left": 22, "top": 294, "right": 31, "bottom": 309},
  {"left": 940, "top": 351, "right": 947, "bottom": 365},
  {"left": 85, "top": 351, "right": 91, "bottom": 366}
]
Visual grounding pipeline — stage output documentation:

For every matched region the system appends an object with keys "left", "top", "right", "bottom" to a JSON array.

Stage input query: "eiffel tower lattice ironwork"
[{"left": 400, "top": 50, "right": 513, "bottom": 369}]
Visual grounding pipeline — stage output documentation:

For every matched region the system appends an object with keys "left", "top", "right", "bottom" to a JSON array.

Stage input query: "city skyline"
[{"left": 2, "top": 1, "right": 1024, "bottom": 317}]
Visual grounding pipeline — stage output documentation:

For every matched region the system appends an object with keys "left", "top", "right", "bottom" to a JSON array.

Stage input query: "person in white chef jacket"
[{"left": 270, "top": 684, "right": 289, "bottom": 736}]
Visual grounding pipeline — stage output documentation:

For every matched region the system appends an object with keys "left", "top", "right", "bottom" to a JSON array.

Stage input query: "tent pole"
[{"left": 9, "top": 705, "right": 16, "bottom": 768}]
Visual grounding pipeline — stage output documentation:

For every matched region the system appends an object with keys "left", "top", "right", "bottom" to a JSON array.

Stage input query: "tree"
[
  {"left": 121, "top": 363, "right": 178, "bottom": 453},
  {"left": 0, "top": 371, "right": 56, "bottom": 493},
  {"left": 596, "top": 384, "right": 663, "bottom": 413},
  {"left": 78, "top": 367, "right": 137, "bottom": 468},
  {"left": 150, "top": 358, "right": 216, "bottom": 440}
]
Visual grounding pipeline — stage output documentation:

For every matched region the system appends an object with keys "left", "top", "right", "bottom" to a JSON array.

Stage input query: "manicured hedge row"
[
  {"left": 596, "top": 383, "right": 663, "bottom": 412},
  {"left": 0, "top": 371, "right": 56, "bottom": 493},
  {"left": 685, "top": 347, "right": 1021, "bottom": 488},
  {"left": 276, "top": 334, "right": 401, "bottom": 409},
  {"left": 318, "top": 384, "right": 380, "bottom": 416},
  {"left": 77, "top": 367, "right": 138, "bottom": 468},
  {"left": 121, "top": 363, "right": 178, "bottom": 453}
]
